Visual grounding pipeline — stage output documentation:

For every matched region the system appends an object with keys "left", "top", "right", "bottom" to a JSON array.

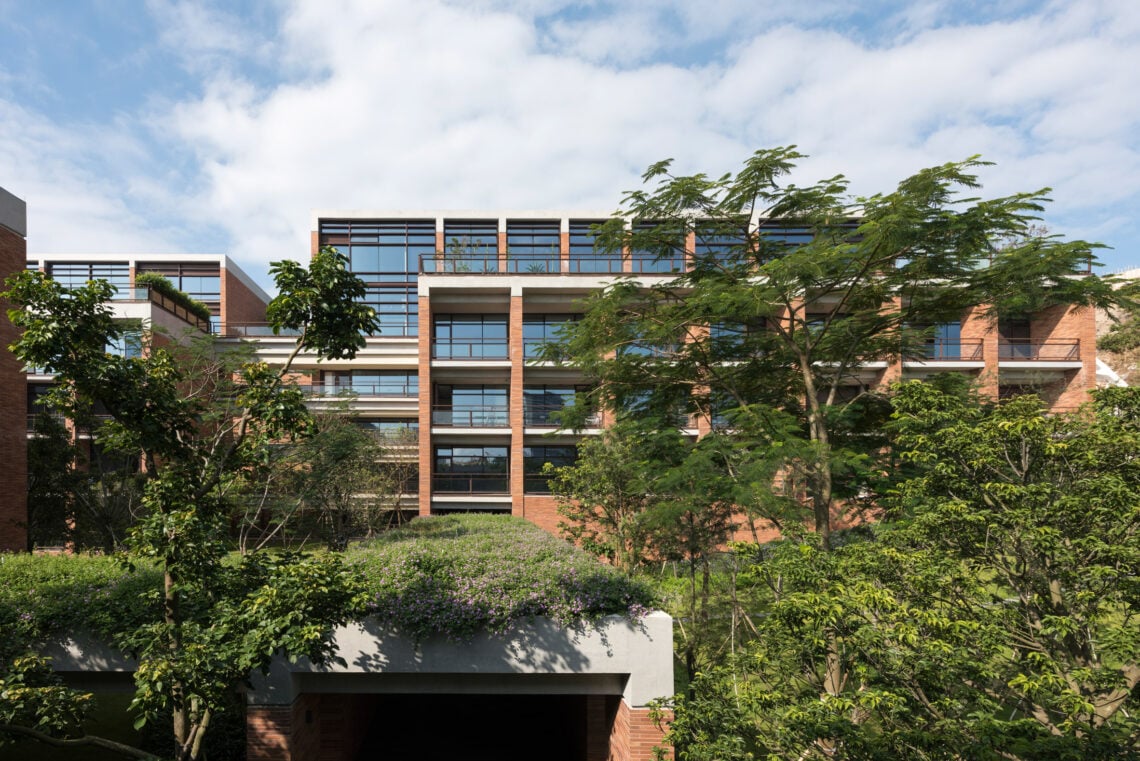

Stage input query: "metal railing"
[
  {"left": 420, "top": 253, "right": 630, "bottom": 274},
  {"left": 431, "top": 406, "right": 509, "bottom": 427},
  {"left": 216, "top": 323, "right": 303, "bottom": 337},
  {"left": 304, "top": 383, "right": 418, "bottom": 398},
  {"left": 431, "top": 474, "right": 509, "bottom": 493},
  {"left": 998, "top": 339, "right": 1081, "bottom": 361},
  {"left": 432, "top": 340, "right": 509, "bottom": 360},
  {"left": 114, "top": 286, "right": 213, "bottom": 332},
  {"left": 917, "top": 339, "right": 984, "bottom": 361},
  {"left": 523, "top": 406, "right": 600, "bottom": 427}
]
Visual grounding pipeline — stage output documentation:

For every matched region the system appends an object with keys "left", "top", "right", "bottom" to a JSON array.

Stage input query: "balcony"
[
  {"left": 420, "top": 254, "right": 628, "bottom": 275},
  {"left": 217, "top": 322, "right": 302, "bottom": 338},
  {"left": 998, "top": 339, "right": 1081, "bottom": 361},
  {"left": 114, "top": 286, "right": 212, "bottom": 333},
  {"left": 304, "top": 382, "right": 418, "bottom": 398},
  {"left": 431, "top": 474, "right": 509, "bottom": 494},
  {"left": 524, "top": 405, "right": 599, "bottom": 428},
  {"left": 432, "top": 405, "right": 509, "bottom": 428},
  {"left": 914, "top": 339, "right": 984, "bottom": 361},
  {"left": 432, "top": 339, "right": 509, "bottom": 361}
]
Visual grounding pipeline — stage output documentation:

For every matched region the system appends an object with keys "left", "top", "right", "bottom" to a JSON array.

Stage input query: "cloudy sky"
[{"left": 2, "top": 0, "right": 1139, "bottom": 290}]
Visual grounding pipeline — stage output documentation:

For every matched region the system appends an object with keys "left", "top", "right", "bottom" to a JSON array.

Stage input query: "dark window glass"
[
  {"left": 433, "top": 445, "right": 509, "bottom": 493},
  {"left": 522, "top": 314, "right": 578, "bottom": 359},
  {"left": 523, "top": 385, "right": 590, "bottom": 426},
  {"left": 524, "top": 445, "right": 577, "bottom": 493},
  {"left": 323, "top": 371, "right": 418, "bottom": 397},
  {"left": 433, "top": 385, "right": 508, "bottom": 427},
  {"left": 433, "top": 315, "right": 509, "bottom": 360},
  {"left": 442, "top": 220, "right": 499, "bottom": 273}
]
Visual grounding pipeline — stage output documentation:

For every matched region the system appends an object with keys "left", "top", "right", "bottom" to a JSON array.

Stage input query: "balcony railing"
[
  {"left": 115, "top": 286, "right": 212, "bottom": 332},
  {"left": 303, "top": 383, "right": 418, "bottom": 398},
  {"left": 431, "top": 406, "right": 509, "bottom": 427},
  {"left": 998, "top": 339, "right": 1081, "bottom": 361},
  {"left": 432, "top": 340, "right": 509, "bottom": 360},
  {"left": 915, "top": 339, "right": 984, "bottom": 361},
  {"left": 420, "top": 254, "right": 629, "bottom": 274},
  {"left": 524, "top": 405, "right": 600, "bottom": 427},
  {"left": 432, "top": 474, "right": 509, "bottom": 493},
  {"left": 218, "top": 322, "right": 303, "bottom": 338}
]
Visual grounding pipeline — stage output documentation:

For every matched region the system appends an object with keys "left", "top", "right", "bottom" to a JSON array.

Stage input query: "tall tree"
[
  {"left": 1, "top": 246, "right": 377, "bottom": 761},
  {"left": 665, "top": 385, "right": 1140, "bottom": 760},
  {"left": 550, "top": 148, "right": 1115, "bottom": 549}
]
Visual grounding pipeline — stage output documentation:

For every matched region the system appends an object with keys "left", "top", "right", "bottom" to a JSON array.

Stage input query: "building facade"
[{"left": 0, "top": 187, "right": 28, "bottom": 551}]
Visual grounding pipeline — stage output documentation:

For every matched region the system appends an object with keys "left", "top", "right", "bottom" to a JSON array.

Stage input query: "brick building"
[{"left": 0, "top": 187, "right": 28, "bottom": 551}]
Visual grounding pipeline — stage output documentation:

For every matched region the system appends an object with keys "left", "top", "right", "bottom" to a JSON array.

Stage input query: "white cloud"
[{"left": 6, "top": 0, "right": 1140, "bottom": 286}]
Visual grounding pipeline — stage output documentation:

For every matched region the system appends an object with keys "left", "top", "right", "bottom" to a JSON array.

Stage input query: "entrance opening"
[{"left": 356, "top": 693, "right": 592, "bottom": 760}]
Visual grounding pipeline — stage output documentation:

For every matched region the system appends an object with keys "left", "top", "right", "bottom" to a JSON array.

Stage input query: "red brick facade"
[
  {"left": 247, "top": 695, "right": 665, "bottom": 761},
  {"left": 0, "top": 191, "right": 28, "bottom": 551}
]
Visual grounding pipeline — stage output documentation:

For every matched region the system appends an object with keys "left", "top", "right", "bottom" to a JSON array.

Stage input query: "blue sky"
[{"left": 2, "top": 0, "right": 1139, "bottom": 290}]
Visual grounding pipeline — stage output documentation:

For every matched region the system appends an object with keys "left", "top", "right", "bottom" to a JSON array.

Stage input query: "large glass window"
[
  {"left": 522, "top": 314, "right": 578, "bottom": 360},
  {"left": 433, "top": 314, "right": 508, "bottom": 360},
  {"left": 922, "top": 322, "right": 964, "bottom": 359},
  {"left": 523, "top": 385, "right": 590, "bottom": 426},
  {"left": 106, "top": 321, "right": 144, "bottom": 359},
  {"left": 362, "top": 286, "right": 418, "bottom": 337},
  {"left": 321, "top": 220, "right": 434, "bottom": 277},
  {"left": 631, "top": 221, "right": 684, "bottom": 274},
  {"left": 322, "top": 371, "right": 418, "bottom": 397},
  {"left": 506, "top": 221, "right": 560, "bottom": 273},
  {"left": 136, "top": 263, "right": 221, "bottom": 305},
  {"left": 568, "top": 220, "right": 620, "bottom": 273},
  {"left": 524, "top": 445, "right": 577, "bottom": 493},
  {"left": 433, "top": 445, "right": 509, "bottom": 493},
  {"left": 47, "top": 263, "right": 130, "bottom": 293},
  {"left": 694, "top": 226, "right": 746, "bottom": 265},
  {"left": 442, "top": 220, "right": 499, "bottom": 273},
  {"left": 433, "top": 385, "right": 508, "bottom": 427}
]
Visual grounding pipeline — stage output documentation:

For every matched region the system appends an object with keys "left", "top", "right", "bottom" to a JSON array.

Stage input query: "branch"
[{"left": 0, "top": 724, "right": 160, "bottom": 760}]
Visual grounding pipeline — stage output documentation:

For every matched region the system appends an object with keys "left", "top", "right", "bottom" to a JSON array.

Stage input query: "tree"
[
  {"left": 549, "top": 147, "right": 1115, "bottom": 550},
  {"left": 664, "top": 385, "right": 1140, "bottom": 760},
  {"left": 234, "top": 407, "right": 416, "bottom": 552},
  {"left": 1, "top": 246, "right": 378, "bottom": 760}
]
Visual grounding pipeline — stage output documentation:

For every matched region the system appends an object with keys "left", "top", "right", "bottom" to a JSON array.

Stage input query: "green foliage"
[
  {"left": 266, "top": 245, "right": 379, "bottom": 356},
  {"left": 349, "top": 515, "right": 654, "bottom": 642},
  {"left": 131, "top": 273, "right": 213, "bottom": 323},
  {"left": 661, "top": 387, "right": 1140, "bottom": 760},
  {"left": 550, "top": 147, "right": 1118, "bottom": 549},
  {"left": 2, "top": 250, "right": 380, "bottom": 760}
]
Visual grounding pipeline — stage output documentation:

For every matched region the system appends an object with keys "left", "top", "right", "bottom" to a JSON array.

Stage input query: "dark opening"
[{"left": 356, "top": 693, "right": 592, "bottom": 760}]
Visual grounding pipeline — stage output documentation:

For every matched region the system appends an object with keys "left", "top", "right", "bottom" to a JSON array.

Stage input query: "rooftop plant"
[
  {"left": 132, "top": 272, "right": 213, "bottom": 323},
  {"left": 0, "top": 515, "right": 655, "bottom": 652}
]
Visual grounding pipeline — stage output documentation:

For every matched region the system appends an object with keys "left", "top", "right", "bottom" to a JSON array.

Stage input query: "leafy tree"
[
  {"left": 550, "top": 147, "right": 1115, "bottom": 550},
  {"left": 665, "top": 385, "right": 1140, "bottom": 760},
  {"left": 234, "top": 407, "right": 416, "bottom": 551},
  {"left": 1, "top": 246, "right": 378, "bottom": 761}
]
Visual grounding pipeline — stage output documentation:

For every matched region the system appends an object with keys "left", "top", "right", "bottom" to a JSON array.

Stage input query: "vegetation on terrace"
[{"left": 0, "top": 515, "right": 653, "bottom": 653}]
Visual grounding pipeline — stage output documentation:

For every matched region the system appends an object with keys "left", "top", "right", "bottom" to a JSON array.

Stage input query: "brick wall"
[
  {"left": 221, "top": 265, "right": 270, "bottom": 328},
  {"left": 0, "top": 219, "right": 28, "bottom": 551}
]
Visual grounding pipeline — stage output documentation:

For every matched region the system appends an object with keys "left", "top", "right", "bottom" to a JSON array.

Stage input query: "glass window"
[
  {"left": 433, "top": 445, "right": 509, "bottom": 493},
  {"left": 523, "top": 385, "right": 590, "bottom": 426},
  {"left": 694, "top": 226, "right": 745, "bottom": 265},
  {"left": 433, "top": 315, "right": 509, "bottom": 360},
  {"left": 47, "top": 263, "right": 130, "bottom": 293},
  {"left": 522, "top": 314, "right": 578, "bottom": 359},
  {"left": 320, "top": 220, "right": 434, "bottom": 278},
  {"left": 506, "top": 221, "right": 560, "bottom": 273},
  {"left": 433, "top": 385, "right": 508, "bottom": 427},
  {"left": 361, "top": 287, "right": 418, "bottom": 337},
  {"left": 524, "top": 445, "right": 577, "bottom": 493},
  {"left": 568, "top": 221, "right": 621, "bottom": 273},
  {"left": 324, "top": 371, "right": 418, "bottom": 397},
  {"left": 631, "top": 221, "right": 684, "bottom": 274},
  {"left": 442, "top": 220, "right": 499, "bottom": 273}
]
